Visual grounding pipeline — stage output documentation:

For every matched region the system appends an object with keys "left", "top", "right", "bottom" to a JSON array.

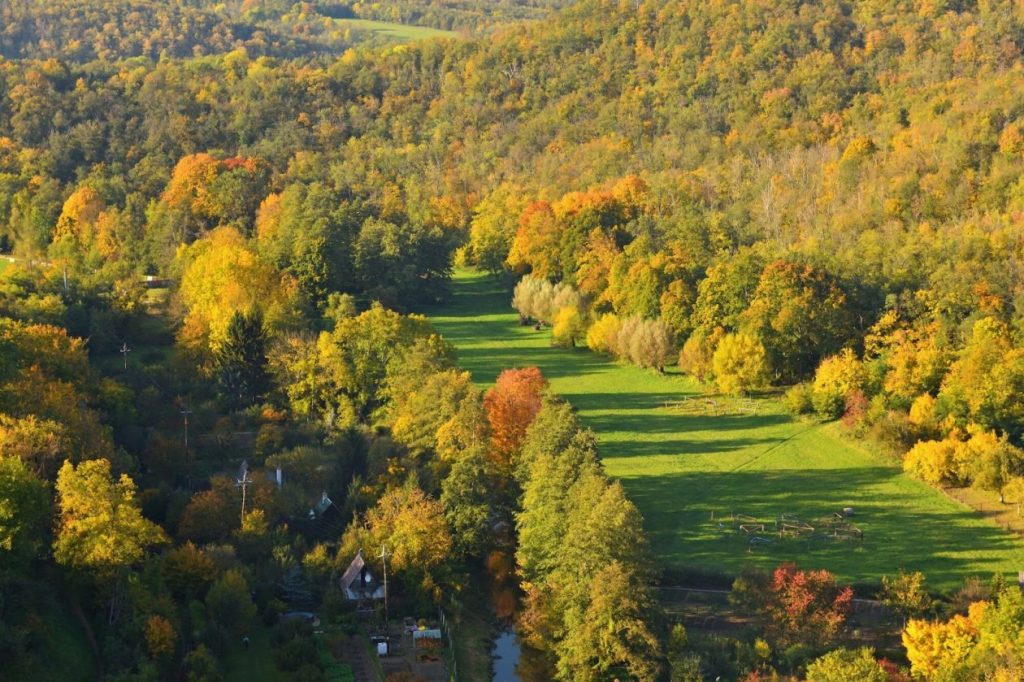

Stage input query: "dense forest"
[{"left": 3, "top": 0, "right": 1024, "bottom": 680}]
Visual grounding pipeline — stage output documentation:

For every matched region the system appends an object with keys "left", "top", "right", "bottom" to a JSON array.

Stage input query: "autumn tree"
[
  {"left": 53, "top": 459, "right": 168, "bottom": 577},
  {"left": 555, "top": 561, "right": 663, "bottom": 682},
  {"left": 507, "top": 201, "right": 560, "bottom": 278},
  {"left": 177, "top": 226, "right": 297, "bottom": 354},
  {"left": 346, "top": 483, "right": 452, "bottom": 590},
  {"left": 0, "top": 413, "right": 69, "bottom": 479},
  {"left": 162, "top": 542, "right": 217, "bottom": 599},
  {"left": 939, "top": 318, "right": 1024, "bottom": 439},
  {"left": 811, "top": 349, "right": 866, "bottom": 418},
  {"left": 711, "top": 332, "right": 768, "bottom": 395},
  {"left": 277, "top": 305, "right": 437, "bottom": 429},
  {"left": 903, "top": 612, "right": 979, "bottom": 679},
  {"left": 739, "top": 260, "right": 855, "bottom": 382},
  {"left": 613, "top": 316, "right": 675, "bottom": 371},
  {"left": 483, "top": 367, "right": 547, "bottom": 475},
  {"left": 880, "top": 570, "right": 931, "bottom": 626},
  {"left": 552, "top": 304, "right": 586, "bottom": 348},
  {"left": 469, "top": 184, "right": 528, "bottom": 277},
  {"left": 585, "top": 313, "right": 622, "bottom": 355},
  {"left": 0, "top": 455, "right": 48, "bottom": 569},
  {"left": 731, "top": 564, "right": 853, "bottom": 647}
]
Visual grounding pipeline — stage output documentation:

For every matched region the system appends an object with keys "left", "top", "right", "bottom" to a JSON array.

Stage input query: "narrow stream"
[{"left": 491, "top": 629, "right": 522, "bottom": 681}]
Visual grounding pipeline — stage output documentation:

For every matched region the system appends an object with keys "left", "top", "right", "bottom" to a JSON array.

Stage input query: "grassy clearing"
[
  {"left": 333, "top": 19, "right": 456, "bottom": 42},
  {"left": 224, "top": 625, "right": 276, "bottom": 682},
  {"left": 427, "top": 270, "right": 1024, "bottom": 590}
]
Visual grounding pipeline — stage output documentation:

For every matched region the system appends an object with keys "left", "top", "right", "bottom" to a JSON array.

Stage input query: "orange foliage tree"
[{"left": 483, "top": 367, "right": 547, "bottom": 475}]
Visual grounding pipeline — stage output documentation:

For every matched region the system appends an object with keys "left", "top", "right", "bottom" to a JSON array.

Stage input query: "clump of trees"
[
  {"left": 515, "top": 397, "right": 664, "bottom": 680},
  {"left": 902, "top": 584, "right": 1024, "bottom": 680},
  {"left": 511, "top": 275, "right": 581, "bottom": 327}
]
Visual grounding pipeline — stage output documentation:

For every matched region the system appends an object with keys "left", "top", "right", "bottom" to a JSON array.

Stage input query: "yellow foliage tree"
[
  {"left": 177, "top": 227, "right": 297, "bottom": 353},
  {"left": 902, "top": 614, "right": 977, "bottom": 679},
  {"left": 903, "top": 437, "right": 967, "bottom": 486},
  {"left": 586, "top": 313, "right": 622, "bottom": 355},
  {"left": 712, "top": 332, "right": 768, "bottom": 395},
  {"left": 53, "top": 186, "right": 105, "bottom": 247},
  {"left": 552, "top": 306, "right": 586, "bottom": 348},
  {"left": 812, "top": 348, "right": 865, "bottom": 418}
]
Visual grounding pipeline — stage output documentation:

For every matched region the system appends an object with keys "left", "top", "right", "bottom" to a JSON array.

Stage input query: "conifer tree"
[{"left": 215, "top": 309, "right": 270, "bottom": 409}]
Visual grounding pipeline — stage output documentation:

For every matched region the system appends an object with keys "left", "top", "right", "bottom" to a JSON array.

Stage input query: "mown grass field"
[
  {"left": 333, "top": 19, "right": 456, "bottom": 42},
  {"left": 427, "top": 270, "right": 1024, "bottom": 590}
]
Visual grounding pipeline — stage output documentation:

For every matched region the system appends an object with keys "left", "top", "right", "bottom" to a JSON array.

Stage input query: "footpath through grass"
[{"left": 427, "top": 270, "right": 1024, "bottom": 590}]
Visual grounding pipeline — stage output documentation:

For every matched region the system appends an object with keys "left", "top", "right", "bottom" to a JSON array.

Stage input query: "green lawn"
[
  {"left": 334, "top": 18, "right": 456, "bottom": 42},
  {"left": 427, "top": 270, "right": 1024, "bottom": 590},
  {"left": 224, "top": 625, "right": 277, "bottom": 682}
]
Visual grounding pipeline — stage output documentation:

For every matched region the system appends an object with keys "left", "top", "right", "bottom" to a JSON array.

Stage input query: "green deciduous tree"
[
  {"left": 805, "top": 647, "right": 887, "bottom": 682},
  {"left": 205, "top": 569, "right": 256, "bottom": 636},
  {"left": 0, "top": 455, "right": 48, "bottom": 569}
]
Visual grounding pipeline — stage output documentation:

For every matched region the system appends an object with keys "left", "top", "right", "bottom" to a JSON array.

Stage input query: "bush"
[
  {"left": 868, "top": 410, "right": 917, "bottom": 456},
  {"left": 274, "top": 635, "right": 318, "bottom": 672},
  {"left": 585, "top": 313, "right": 621, "bottom": 354},
  {"left": 805, "top": 647, "right": 888, "bottom": 682},
  {"left": 812, "top": 349, "right": 865, "bottom": 419},
  {"left": 678, "top": 328, "right": 720, "bottom": 382},
  {"left": 783, "top": 383, "right": 814, "bottom": 415}
]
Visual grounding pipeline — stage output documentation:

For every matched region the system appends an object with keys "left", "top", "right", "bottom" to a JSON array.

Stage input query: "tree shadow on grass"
[
  {"left": 621, "top": 466, "right": 1024, "bottom": 588},
  {"left": 580, "top": 409, "right": 791, "bottom": 435}
]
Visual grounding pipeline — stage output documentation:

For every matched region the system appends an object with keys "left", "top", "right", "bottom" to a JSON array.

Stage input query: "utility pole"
[
  {"left": 236, "top": 460, "right": 251, "bottom": 527},
  {"left": 180, "top": 405, "right": 192, "bottom": 488},
  {"left": 119, "top": 341, "right": 131, "bottom": 370},
  {"left": 378, "top": 544, "right": 390, "bottom": 654}
]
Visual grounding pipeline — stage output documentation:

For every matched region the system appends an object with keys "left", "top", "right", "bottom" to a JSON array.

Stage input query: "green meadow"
[
  {"left": 428, "top": 270, "right": 1024, "bottom": 590},
  {"left": 333, "top": 19, "right": 456, "bottom": 43}
]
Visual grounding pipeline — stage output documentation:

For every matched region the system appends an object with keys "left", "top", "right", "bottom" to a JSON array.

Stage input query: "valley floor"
[{"left": 428, "top": 270, "right": 1024, "bottom": 590}]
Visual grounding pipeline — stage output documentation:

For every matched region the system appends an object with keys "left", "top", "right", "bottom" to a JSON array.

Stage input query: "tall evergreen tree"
[{"left": 215, "top": 309, "right": 270, "bottom": 409}]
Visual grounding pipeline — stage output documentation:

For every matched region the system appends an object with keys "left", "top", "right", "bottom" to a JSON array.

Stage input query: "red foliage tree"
[
  {"left": 765, "top": 563, "right": 853, "bottom": 646},
  {"left": 483, "top": 367, "right": 547, "bottom": 475}
]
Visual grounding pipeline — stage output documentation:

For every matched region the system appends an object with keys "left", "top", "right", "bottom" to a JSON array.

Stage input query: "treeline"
[{"left": 0, "top": 0, "right": 351, "bottom": 61}]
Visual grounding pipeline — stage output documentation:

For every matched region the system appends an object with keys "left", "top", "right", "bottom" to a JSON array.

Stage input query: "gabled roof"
[
  {"left": 339, "top": 550, "right": 365, "bottom": 593},
  {"left": 339, "top": 550, "right": 386, "bottom": 600}
]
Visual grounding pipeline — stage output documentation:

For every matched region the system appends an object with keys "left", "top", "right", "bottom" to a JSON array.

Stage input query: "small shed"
[{"left": 339, "top": 549, "right": 386, "bottom": 601}]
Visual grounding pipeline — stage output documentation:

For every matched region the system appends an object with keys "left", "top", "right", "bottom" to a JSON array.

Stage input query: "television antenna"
[{"left": 119, "top": 341, "right": 131, "bottom": 370}]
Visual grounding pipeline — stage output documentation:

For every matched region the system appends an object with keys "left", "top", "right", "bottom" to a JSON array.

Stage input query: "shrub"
[
  {"left": 805, "top": 647, "right": 887, "bottom": 682},
  {"left": 585, "top": 313, "right": 621, "bottom": 354},
  {"left": 678, "top": 328, "right": 720, "bottom": 383},
  {"left": 783, "top": 383, "right": 814, "bottom": 415},
  {"left": 812, "top": 349, "right": 865, "bottom": 419}
]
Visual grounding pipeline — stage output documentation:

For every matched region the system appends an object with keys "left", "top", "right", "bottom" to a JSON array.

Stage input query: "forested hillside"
[{"left": 3, "top": 0, "right": 1024, "bottom": 680}]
